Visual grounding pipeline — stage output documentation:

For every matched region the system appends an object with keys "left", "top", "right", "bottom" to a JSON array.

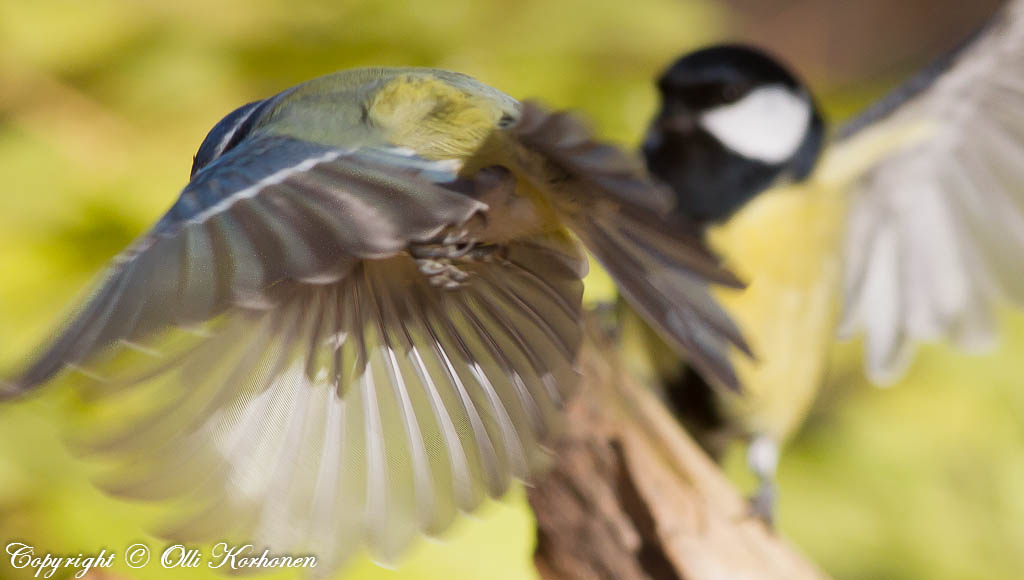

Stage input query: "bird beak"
[
  {"left": 643, "top": 112, "right": 695, "bottom": 153},
  {"left": 658, "top": 113, "right": 696, "bottom": 134}
]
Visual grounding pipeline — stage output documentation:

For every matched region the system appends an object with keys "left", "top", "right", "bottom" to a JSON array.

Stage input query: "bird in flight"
[{"left": 2, "top": 66, "right": 745, "bottom": 571}]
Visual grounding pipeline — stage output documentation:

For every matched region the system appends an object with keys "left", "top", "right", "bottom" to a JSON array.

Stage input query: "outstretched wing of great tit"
[{"left": 835, "top": 0, "right": 1024, "bottom": 383}]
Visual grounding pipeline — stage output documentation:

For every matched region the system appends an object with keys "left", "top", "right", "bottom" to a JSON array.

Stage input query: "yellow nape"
[
  {"left": 369, "top": 75, "right": 506, "bottom": 161},
  {"left": 705, "top": 179, "right": 847, "bottom": 441}
]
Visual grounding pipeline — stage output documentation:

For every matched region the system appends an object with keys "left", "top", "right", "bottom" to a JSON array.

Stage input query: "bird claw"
[
  {"left": 415, "top": 258, "right": 471, "bottom": 289},
  {"left": 410, "top": 232, "right": 477, "bottom": 260},
  {"left": 410, "top": 237, "right": 503, "bottom": 290},
  {"left": 416, "top": 259, "right": 448, "bottom": 276}
]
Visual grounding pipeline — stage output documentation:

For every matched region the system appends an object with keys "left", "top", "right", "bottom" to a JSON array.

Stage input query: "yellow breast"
[{"left": 706, "top": 179, "right": 847, "bottom": 441}]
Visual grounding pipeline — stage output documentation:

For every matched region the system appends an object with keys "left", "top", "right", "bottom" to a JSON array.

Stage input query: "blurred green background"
[{"left": 0, "top": 0, "right": 1021, "bottom": 579}]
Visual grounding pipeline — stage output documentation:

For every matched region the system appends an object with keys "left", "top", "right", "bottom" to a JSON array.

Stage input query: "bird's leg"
[{"left": 746, "top": 434, "right": 780, "bottom": 527}]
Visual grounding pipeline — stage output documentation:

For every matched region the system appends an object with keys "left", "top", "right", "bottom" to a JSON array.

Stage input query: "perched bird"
[
  {"left": 0, "top": 67, "right": 745, "bottom": 571},
  {"left": 635, "top": 0, "right": 1024, "bottom": 523}
]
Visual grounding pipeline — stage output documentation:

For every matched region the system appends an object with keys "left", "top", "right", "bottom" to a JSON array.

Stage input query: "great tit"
[
  {"left": 635, "top": 0, "right": 1024, "bottom": 523},
  {"left": 1, "top": 68, "right": 745, "bottom": 569}
]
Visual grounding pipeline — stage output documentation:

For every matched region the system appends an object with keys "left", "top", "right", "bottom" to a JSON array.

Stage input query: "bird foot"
[
  {"left": 410, "top": 240, "right": 503, "bottom": 289},
  {"left": 410, "top": 228, "right": 478, "bottom": 259},
  {"left": 414, "top": 258, "right": 470, "bottom": 289}
]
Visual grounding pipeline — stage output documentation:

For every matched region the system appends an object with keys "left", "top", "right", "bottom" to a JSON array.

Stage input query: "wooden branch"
[{"left": 529, "top": 335, "right": 829, "bottom": 580}]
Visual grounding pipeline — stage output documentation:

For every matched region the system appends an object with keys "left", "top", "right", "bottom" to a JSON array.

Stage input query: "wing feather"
[
  {"left": 64, "top": 234, "right": 583, "bottom": 572},
  {"left": 5, "top": 135, "right": 485, "bottom": 393},
  {"left": 837, "top": 0, "right": 1024, "bottom": 382},
  {"left": 5, "top": 126, "right": 587, "bottom": 574}
]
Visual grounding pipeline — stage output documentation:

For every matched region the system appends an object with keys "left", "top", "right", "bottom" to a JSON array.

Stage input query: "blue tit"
[
  {"left": 633, "top": 0, "right": 1024, "bottom": 524},
  {"left": 1, "top": 67, "right": 746, "bottom": 570}
]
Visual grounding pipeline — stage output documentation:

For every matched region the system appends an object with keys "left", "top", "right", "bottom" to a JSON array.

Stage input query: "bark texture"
[{"left": 529, "top": 334, "right": 828, "bottom": 580}]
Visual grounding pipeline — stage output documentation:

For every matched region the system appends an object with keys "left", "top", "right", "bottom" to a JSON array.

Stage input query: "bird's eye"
[
  {"left": 720, "top": 84, "right": 744, "bottom": 104},
  {"left": 498, "top": 113, "right": 517, "bottom": 128}
]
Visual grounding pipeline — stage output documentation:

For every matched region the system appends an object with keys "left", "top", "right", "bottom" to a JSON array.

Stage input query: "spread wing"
[
  {"left": 836, "top": 1, "right": 1024, "bottom": 383},
  {"left": 513, "top": 102, "right": 748, "bottom": 391},
  {"left": 3, "top": 134, "right": 586, "bottom": 569}
]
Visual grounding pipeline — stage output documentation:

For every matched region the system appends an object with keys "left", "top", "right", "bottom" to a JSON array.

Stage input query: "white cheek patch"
[{"left": 699, "top": 85, "right": 812, "bottom": 164}]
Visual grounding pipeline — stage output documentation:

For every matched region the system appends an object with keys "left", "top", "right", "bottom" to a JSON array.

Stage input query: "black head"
[{"left": 644, "top": 44, "right": 824, "bottom": 224}]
